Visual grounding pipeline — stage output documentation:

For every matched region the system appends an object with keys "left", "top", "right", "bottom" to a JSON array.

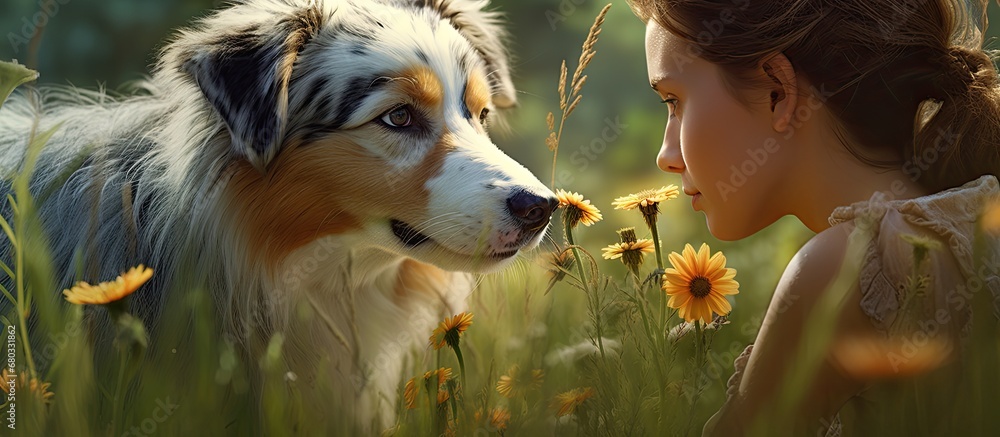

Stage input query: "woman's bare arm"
[{"left": 703, "top": 223, "right": 877, "bottom": 436}]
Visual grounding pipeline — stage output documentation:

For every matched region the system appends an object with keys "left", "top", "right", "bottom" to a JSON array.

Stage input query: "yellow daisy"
[
  {"left": 63, "top": 265, "right": 153, "bottom": 305},
  {"left": 612, "top": 185, "right": 680, "bottom": 210},
  {"left": 422, "top": 367, "right": 453, "bottom": 386},
  {"left": 613, "top": 185, "right": 679, "bottom": 229},
  {"left": 429, "top": 312, "right": 473, "bottom": 350},
  {"left": 419, "top": 367, "right": 453, "bottom": 405},
  {"left": 1, "top": 368, "right": 54, "bottom": 404},
  {"left": 603, "top": 238, "right": 655, "bottom": 275},
  {"left": 488, "top": 407, "right": 511, "bottom": 431},
  {"left": 403, "top": 377, "right": 418, "bottom": 409},
  {"left": 555, "top": 189, "right": 603, "bottom": 228},
  {"left": 496, "top": 364, "right": 544, "bottom": 398},
  {"left": 554, "top": 387, "right": 594, "bottom": 417},
  {"left": 601, "top": 239, "right": 655, "bottom": 260},
  {"left": 662, "top": 243, "right": 739, "bottom": 324}
]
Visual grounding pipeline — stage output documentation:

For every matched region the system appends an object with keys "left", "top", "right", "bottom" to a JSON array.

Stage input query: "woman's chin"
[{"left": 705, "top": 215, "right": 757, "bottom": 241}]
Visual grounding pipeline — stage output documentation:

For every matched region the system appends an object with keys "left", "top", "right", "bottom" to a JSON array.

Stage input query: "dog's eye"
[
  {"left": 381, "top": 106, "right": 413, "bottom": 128},
  {"left": 479, "top": 108, "right": 490, "bottom": 125}
]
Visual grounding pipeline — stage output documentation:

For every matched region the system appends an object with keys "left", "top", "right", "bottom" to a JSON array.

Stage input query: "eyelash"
[{"left": 662, "top": 98, "right": 679, "bottom": 118}]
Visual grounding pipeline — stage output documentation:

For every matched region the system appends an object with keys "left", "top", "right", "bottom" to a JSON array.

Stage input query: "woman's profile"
[{"left": 628, "top": 0, "right": 1000, "bottom": 435}]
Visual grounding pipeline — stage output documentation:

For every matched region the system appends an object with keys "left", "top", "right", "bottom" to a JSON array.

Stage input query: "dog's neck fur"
[{"left": 269, "top": 235, "right": 474, "bottom": 426}]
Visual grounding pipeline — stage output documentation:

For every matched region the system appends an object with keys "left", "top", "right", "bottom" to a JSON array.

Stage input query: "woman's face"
[{"left": 644, "top": 20, "right": 792, "bottom": 240}]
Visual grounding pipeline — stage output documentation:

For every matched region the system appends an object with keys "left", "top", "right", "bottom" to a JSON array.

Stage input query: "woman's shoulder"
[
  {"left": 771, "top": 220, "right": 854, "bottom": 312},
  {"left": 712, "top": 221, "right": 870, "bottom": 434}
]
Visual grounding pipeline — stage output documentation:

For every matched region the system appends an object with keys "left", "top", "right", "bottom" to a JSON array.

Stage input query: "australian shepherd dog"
[{"left": 0, "top": 0, "right": 554, "bottom": 430}]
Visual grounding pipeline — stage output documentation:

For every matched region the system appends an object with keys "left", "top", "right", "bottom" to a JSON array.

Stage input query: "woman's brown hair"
[{"left": 630, "top": 0, "right": 1000, "bottom": 193}]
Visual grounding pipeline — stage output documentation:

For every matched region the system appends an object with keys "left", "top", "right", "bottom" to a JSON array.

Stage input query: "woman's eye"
[
  {"left": 479, "top": 108, "right": 490, "bottom": 126},
  {"left": 381, "top": 106, "right": 413, "bottom": 128},
  {"left": 663, "top": 98, "right": 679, "bottom": 118}
]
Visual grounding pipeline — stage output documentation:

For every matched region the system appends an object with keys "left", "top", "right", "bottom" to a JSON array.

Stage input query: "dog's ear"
[
  {"left": 422, "top": 0, "right": 517, "bottom": 108},
  {"left": 181, "top": 11, "right": 319, "bottom": 171}
]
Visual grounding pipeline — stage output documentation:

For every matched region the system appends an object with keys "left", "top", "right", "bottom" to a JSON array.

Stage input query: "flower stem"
[
  {"left": 684, "top": 320, "right": 708, "bottom": 436},
  {"left": 566, "top": 225, "right": 605, "bottom": 358},
  {"left": 111, "top": 347, "right": 127, "bottom": 436},
  {"left": 694, "top": 320, "right": 704, "bottom": 365},
  {"left": 649, "top": 221, "right": 664, "bottom": 270},
  {"left": 452, "top": 344, "right": 467, "bottom": 389}
]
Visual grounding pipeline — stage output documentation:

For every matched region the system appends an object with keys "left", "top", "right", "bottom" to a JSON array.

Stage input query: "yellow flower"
[
  {"left": 418, "top": 368, "right": 453, "bottom": 405},
  {"left": 603, "top": 236, "right": 655, "bottom": 276},
  {"left": 1, "top": 368, "right": 54, "bottom": 404},
  {"left": 423, "top": 367, "right": 453, "bottom": 386},
  {"left": 429, "top": 312, "right": 473, "bottom": 350},
  {"left": 403, "top": 377, "right": 418, "bottom": 409},
  {"left": 496, "top": 364, "right": 544, "bottom": 398},
  {"left": 613, "top": 185, "right": 679, "bottom": 229},
  {"left": 487, "top": 407, "right": 511, "bottom": 431},
  {"left": 63, "top": 265, "right": 153, "bottom": 305},
  {"left": 555, "top": 189, "right": 603, "bottom": 228},
  {"left": 601, "top": 239, "right": 655, "bottom": 260},
  {"left": 662, "top": 244, "right": 739, "bottom": 324},
  {"left": 542, "top": 249, "right": 576, "bottom": 294},
  {"left": 982, "top": 199, "right": 1000, "bottom": 234},
  {"left": 543, "top": 249, "right": 576, "bottom": 280},
  {"left": 832, "top": 336, "right": 953, "bottom": 379},
  {"left": 554, "top": 387, "right": 594, "bottom": 417},
  {"left": 612, "top": 185, "right": 679, "bottom": 211}
]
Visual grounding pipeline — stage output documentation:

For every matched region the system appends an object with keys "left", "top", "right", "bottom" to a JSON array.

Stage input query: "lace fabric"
[{"left": 827, "top": 174, "right": 1000, "bottom": 339}]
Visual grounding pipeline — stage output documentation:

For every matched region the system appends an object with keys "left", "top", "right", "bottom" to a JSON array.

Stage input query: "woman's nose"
[{"left": 656, "top": 125, "right": 683, "bottom": 173}]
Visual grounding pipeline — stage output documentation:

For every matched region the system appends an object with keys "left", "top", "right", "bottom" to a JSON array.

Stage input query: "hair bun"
[{"left": 937, "top": 46, "right": 993, "bottom": 95}]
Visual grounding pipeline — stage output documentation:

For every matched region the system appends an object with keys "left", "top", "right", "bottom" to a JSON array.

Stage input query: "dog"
[{"left": 0, "top": 0, "right": 555, "bottom": 430}]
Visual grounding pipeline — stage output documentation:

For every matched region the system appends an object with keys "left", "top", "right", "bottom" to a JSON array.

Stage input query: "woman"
[{"left": 629, "top": 0, "right": 1000, "bottom": 435}]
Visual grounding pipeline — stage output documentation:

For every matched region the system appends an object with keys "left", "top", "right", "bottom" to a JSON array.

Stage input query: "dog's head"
[{"left": 168, "top": 0, "right": 554, "bottom": 272}]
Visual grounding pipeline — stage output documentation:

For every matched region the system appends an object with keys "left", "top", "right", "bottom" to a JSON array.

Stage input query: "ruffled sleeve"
[{"left": 827, "top": 175, "right": 1000, "bottom": 340}]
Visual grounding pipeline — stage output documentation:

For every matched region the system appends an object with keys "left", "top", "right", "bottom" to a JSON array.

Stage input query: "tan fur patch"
[
  {"left": 465, "top": 73, "right": 490, "bottom": 121},
  {"left": 397, "top": 66, "right": 443, "bottom": 110},
  {"left": 226, "top": 131, "right": 456, "bottom": 264},
  {"left": 393, "top": 258, "right": 450, "bottom": 304}
]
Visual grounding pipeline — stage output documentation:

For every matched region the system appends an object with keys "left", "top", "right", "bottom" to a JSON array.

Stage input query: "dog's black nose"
[{"left": 506, "top": 191, "right": 558, "bottom": 231}]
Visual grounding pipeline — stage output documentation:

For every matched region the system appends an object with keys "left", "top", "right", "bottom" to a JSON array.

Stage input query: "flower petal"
[{"left": 708, "top": 293, "right": 732, "bottom": 315}]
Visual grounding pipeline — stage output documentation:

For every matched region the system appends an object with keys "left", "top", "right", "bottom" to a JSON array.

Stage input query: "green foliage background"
[{"left": 1, "top": 0, "right": 1000, "bottom": 435}]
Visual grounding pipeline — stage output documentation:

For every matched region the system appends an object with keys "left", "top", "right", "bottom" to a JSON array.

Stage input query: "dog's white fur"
[{"left": 0, "top": 0, "right": 553, "bottom": 430}]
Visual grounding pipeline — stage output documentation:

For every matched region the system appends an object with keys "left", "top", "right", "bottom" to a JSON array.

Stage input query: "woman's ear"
[{"left": 761, "top": 53, "right": 797, "bottom": 133}]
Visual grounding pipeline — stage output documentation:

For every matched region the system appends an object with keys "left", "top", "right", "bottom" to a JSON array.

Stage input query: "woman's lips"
[{"left": 684, "top": 189, "right": 702, "bottom": 210}]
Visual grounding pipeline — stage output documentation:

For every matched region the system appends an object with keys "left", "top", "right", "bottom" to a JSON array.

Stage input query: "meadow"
[{"left": 2, "top": 1, "right": 1000, "bottom": 436}]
